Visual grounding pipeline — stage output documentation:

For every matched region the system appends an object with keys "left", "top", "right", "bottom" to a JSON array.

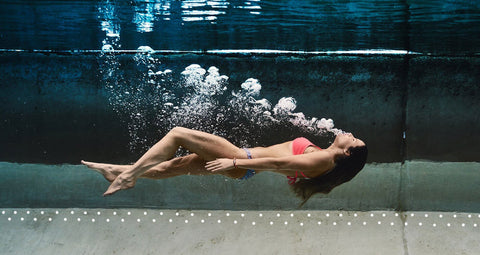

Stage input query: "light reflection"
[
  {"left": 97, "top": 0, "right": 262, "bottom": 36},
  {"left": 98, "top": 0, "right": 120, "bottom": 38}
]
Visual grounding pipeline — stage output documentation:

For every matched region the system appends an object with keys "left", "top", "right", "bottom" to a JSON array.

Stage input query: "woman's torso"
[{"left": 249, "top": 138, "right": 324, "bottom": 176}]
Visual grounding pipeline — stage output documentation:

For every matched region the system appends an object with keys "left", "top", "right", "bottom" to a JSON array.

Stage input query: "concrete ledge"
[
  {"left": 1, "top": 208, "right": 479, "bottom": 255},
  {"left": 1, "top": 161, "right": 479, "bottom": 212}
]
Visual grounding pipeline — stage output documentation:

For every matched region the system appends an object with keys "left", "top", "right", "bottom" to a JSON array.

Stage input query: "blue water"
[
  {"left": 0, "top": 0, "right": 479, "bottom": 215},
  {"left": 1, "top": 0, "right": 479, "bottom": 54},
  {"left": 0, "top": 0, "right": 479, "bottom": 164}
]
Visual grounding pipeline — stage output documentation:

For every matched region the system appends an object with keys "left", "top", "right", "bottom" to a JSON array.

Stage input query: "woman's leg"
[
  {"left": 102, "top": 127, "right": 246, "bottom": 196},
  {"left": 84, "top": 153, "right": 246, "bottom": 182}
]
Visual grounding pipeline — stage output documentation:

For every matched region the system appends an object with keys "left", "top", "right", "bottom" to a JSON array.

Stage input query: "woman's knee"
[{"left": 169, "top": 127, "right": 191, "bottom": 139}]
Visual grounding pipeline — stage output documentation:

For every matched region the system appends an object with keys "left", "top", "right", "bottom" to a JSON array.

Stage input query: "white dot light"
[
  {"left": 160, "top": 212, "right": 163, "bottom": 216},
  {"left": 8, "top": 217, "right": 11, "bottom": 221},
  {"left": 395, "top": 213, "right": 399, "bottom": 217},
  {"left": 41, "top": 211, "right": 44, "bottom": 215},
  {"left": 382, "top": 213, "right": 386, "bottom": 217},
  {"left": 290, "top": 213, "right": 294, "bottom": 217},
  {"left": 439, "top": 215, "right": 443, "bottom": 218},
  {"left": 348, "top": 222, "right": 352, "bottom": 226},
  {"left": 270, "top": 221, "right": 273, "bottom": 225},
  {"left": 447, "top": 223, "right": 451, "bottom": 227},
  {"left": 284, "top": 221, "right": 288, "bottom": 225},
  {"left": 378, "top": 221, "right": 381, "bottom": 225},
  {"left": 462, "top": 223, "right": 465, "bottom": 227},
  {"left": 433, "top": 223, "right": 436, "bottom": 227},
  {"left": 20, "top": 217, "right": 24, "bottom": 221},
  {"left": 233, "top": 220, "right": 237, "bottom": 224},
  {"left": 363, "top": 222, "right": 367, "bottom": 225},
  {"left": 474, "top": 224, "right": 478, "bottom": 227},
  {"left": 354, "top": 213, "right": 358, "bottom": 217},
  {"left": 454, "top": 215, "right": 457, "bottom": 218},
  {"left": 370, "top": 213, "right": 374, "bottom": 217},
  {"left": 411, "top": 213, "right": 414, "bottom": 217},
  {"left": 169, "top": 219, "right": 172, "bottom": 222},
  {"left": 121, "top": 218, "right": 125, "bottom": 222},
  {"left": 259, "top": 213, "right": 263, "bottom": 217},
  {"left": 14, "top": 211, "right": 17, "bottom": 214},
  {"left": 143, "top": 212, "right": 147, "bottom": 216},
  {"left": 77, "top": 218, "right": 81, "bottom": 222},
  {"left": 468, "top": 215, "right": 472, "bottom": 218},
  {"left": 83, "top": 211, "right": 87, "bottom": 215},
  {"left": 333, "top": 222, "right": 337, "bottom": 226},
  {"left": 113, "top": 212, "right": 117, "bottom": 215},
  {"left": 1, "top": 211, "right": 5, "bottom": 214},
  {"left": 71, "top": 211, "right": 75, "bottom": 215},
  {"left": 425, "top": 214, "right": 429, "bottom": 218},
  {"left": 300, "top": 222, "right": 303, "bottom": 226},
  {"left": 55, "top": 211, "right": 59, "bottom": 215},
  {"left": 26, "top": 211, "right": 30, "bottom": 214},
  {"left": 326, "top": 213, "right": 330, "bottom": 217},
  {"left": 98, "top": 212, "right": 101, "bottom": 215},
  {"left": 217, "top": 220, "right": 221, "bottom": 223},
  {"left": 241, "top": 214, "right": 244, "bottom": 217},
  {"left": 64, "top": 218, "right": 67, "bottom": 221},
  {"left": 34, "top": 218, "right": 37, "bottom": 221},
  {"left": 318, "top": 221, "right": 322, "bottom": 225},
  {"left": 252, "top": 222, "right": 256, "bottom": 226},
  {"left": 137, "top": 219, "right": 140, "bottom": 222},
  {"left": 152, "top": 219, "right": 155, "bottom": 223},
  {"left": 339, "top": 213, "right": 343, "bottom": 217},
  {"left": 176, "top": 212, "right": 180, "bottom": 216},
  {"left": 307, "top": 213, "right": 311, "bottom": 217},
  {"left": 277, "top": 213, "right": 280, "bottom": 217},
  {"left": 419, "top": 222, "right": 422, "bottom": 226},
  {"left": 191, "top": 213, "right": 195, "bottom": 216},
  {"left": 185, "top": 220, "right": 189, "bottom": 224},
  {"left": 201, "top": 219, "right": 205, "bottom": 223},
  {"left": 107, "top": 219, "right": 110, "bottom": 222},
  {"left": 128, "top": 212, "right": 131, "bottom": 215},
  {"left": 225, "top": 213, "right": 229, "bottom": 216},
  {"left": 92, "top": 219, "right": 96, "bottom": 222},
  {"left": 208, "top": 213, "right": 212, "bottom": 217},
  {"left": 391, "top": 222, "right": 394, "bottom": 226},
  {"left": 48, "top": 218, "right": 52, "bottom": 221},
  {"left": 405, "top": 222, "right": 408, "bottom": 226}
]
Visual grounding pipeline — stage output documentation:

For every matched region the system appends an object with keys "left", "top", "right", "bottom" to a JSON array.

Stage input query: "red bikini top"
[{"left": 287, "top": 137, "right": 321, "bottom": 185}]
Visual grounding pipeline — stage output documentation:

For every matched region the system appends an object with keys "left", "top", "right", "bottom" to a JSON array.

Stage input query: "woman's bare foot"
[
  {"left": 103, "top": 173, "right": 137, "bottom": 196},
  {"left": 81, "top": 160, "right": 127, "bottom": 182}
]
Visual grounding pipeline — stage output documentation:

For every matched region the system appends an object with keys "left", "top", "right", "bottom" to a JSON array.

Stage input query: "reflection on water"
[
  {"left": 127, "top": 0, "right": 262, "bottom": 32},
  {"left": 1, "top": 0, "right": 479, "bottom": 53}
]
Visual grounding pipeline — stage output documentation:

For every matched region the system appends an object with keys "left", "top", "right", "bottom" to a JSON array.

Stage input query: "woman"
[{"left": 82, "top": 127, "right": 368, "bottom": 205}]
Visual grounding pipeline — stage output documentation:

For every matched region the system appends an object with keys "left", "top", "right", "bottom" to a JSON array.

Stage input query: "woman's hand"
[{"left": 206, "top": 158, "right": 235, "bottom": 172}]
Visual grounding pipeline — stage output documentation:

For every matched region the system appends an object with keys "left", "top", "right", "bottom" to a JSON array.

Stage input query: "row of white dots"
[
  {"left": 3, "top": 216, "right": 479, "bottom": 228},
  {"left": 4, "top": 210, "right": 479, "bottom": 219}
]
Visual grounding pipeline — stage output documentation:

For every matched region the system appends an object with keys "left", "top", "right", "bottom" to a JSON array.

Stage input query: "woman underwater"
[{"left": 82, "top": 127, "right": 368, "bottom": 205}]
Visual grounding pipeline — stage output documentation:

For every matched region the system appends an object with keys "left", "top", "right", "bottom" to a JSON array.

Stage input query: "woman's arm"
[{"left": 206, "top": 152, "right": 334, "bottom": 176}]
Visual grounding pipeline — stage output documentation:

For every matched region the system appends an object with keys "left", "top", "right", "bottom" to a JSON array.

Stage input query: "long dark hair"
[{"left": 291, "top": 145, "right": 368, "bottom": 207}]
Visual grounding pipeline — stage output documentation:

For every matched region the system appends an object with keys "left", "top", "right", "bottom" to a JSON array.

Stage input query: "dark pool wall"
[
  {"left": 0, "top": 53, "right": 479, "bottom": 163},
  {"left": 1, "top": 0, "right": 479, "bottom": 163}
]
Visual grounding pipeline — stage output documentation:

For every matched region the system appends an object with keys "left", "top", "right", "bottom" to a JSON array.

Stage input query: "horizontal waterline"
[{"left": 0, "top": 48, "right": 422, "bottom": 56}]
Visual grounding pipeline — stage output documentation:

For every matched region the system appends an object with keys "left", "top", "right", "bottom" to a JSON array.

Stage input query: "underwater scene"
[{"left": 0, "top": 0, "right": 479, "bottom": 211}]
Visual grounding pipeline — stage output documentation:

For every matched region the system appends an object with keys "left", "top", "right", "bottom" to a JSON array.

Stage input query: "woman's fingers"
[
  {"left": 205, "top": 159, "right": 221, "bottom": 172},
  {"left": 206, "top": 158, "right": 232, "bottom": 172}
]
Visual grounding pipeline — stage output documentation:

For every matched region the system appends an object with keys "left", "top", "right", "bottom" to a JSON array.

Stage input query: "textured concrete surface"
[
  {"left": 1, "top": 161, "right": 479, "bottom": 212},
  {"left": 1, "top": 208, "right": 479, "bottom": 255}
]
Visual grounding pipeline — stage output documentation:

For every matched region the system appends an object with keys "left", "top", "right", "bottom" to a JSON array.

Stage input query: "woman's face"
[{"left": 333, "top": 133, "right": 365, "bottom": 151}]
